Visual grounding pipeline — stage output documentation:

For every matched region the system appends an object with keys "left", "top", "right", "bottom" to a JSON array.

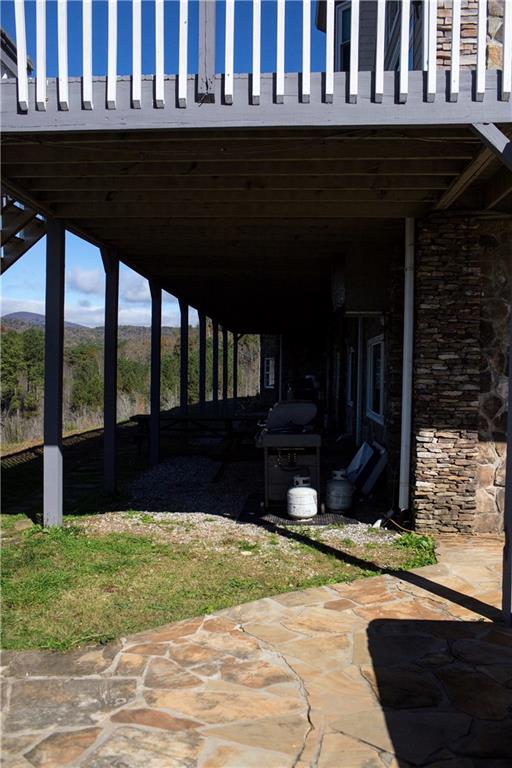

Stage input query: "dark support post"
[
  {"left": 102, "top": 249, "right": 119, "bottom": 494},
  {"left": 198, "top": 311, "right": 207, "bottom": 412},
  {"left": 149, "top": 281, "right": 162, "bottom": 466},
  {"left": 43, "top": 220, "right": 65, "bottom": 526},
  {"left": 197, "top": 0, "right": 216, "bottom": 102},
  {"left": 222, "top": 328, "right": 229, "bottom": 405},
  {"left": 503, "top": 310, "right": 512, "bottom": 626},
  {"left": 179, "top": 298, "right": 189, "bottom": 413},
  {"left": 212, "top": 320, "right": 219, "bottom": 403},
  {"left": 233, "top": 333, "right": 239, "bottom": 412}
]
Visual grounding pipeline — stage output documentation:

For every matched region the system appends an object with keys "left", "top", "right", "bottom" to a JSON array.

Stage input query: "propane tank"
[
  {"left": 326, "top": 469, "right": 354, "bottom": 512},
  {"left": 287, "top": 485, "right": 318, "bottom": 519}
]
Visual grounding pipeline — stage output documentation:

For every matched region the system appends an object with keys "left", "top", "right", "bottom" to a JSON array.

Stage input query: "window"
[
  {"left": 366, "top": 335, "right": 384, "bottom": 424},
  {"left": 346, "top": 346, "right": 355, "bottom": 406},
  {"left": 335, "top": 2, "right": 352, "bottom": 72},
  {"left": 263, "top": 357, "right": 275, "bottom": 389}
]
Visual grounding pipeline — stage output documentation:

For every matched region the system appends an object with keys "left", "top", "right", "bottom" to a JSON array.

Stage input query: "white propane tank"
[
  {"left": 287, "top": 486, "right": 318, "bottom": 519},
  {"left": 326, "top": 469, "right": 354, "bottom": 512}
]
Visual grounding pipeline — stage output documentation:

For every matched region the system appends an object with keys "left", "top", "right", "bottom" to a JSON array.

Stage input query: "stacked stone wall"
[
  {"left": 413, "top": 215, "right": 510, "bottom": 534},
  {"left": 437, "top": 0, "right": 505, "bottom": 69}
]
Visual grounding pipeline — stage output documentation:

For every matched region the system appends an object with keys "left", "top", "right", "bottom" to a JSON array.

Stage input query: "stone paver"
[{"left": 2, "top": 535, "right": 511, "bottom": 767}]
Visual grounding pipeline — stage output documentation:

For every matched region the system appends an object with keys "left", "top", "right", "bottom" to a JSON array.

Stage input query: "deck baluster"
[
  {"left": 14, "top": 0, "right": 28, "bottom": 112},
  {"left": 276, "top": 0, "right": 285, "bottom": 103},
  {"left": 399, "top": 0, "right": 410, "bottom": 103},
  {"left": 252, "top": 0, "right": 261, "bottom": 104},
  {"left": 374, "top": 0, "right": 385, "bottom": 103},
  {"left": 132, "top": 0, "right": 142, "bottom": 108},
  {"left": 224, "top": 0, "right": 235, "bottom": 104},
  {"left": 36, "top": 0, "right": 47, "bottom": 110},
  {"left": 476, "top": 0, "right": 487, "bottom": 101},
  {"left": 57, "top": 0, "right": 69, "bottom": 110},
  {"left": 426, "top": 0, "right": 437, "bottom": 102},
  {"left": 155, "top": 0, "right": 165, "bottom": 107},
  {"left": 450, "top": 0, "right": 461, "bottom": 102},
  {"left": 107, "top": 0, "right": 117, "bottom": 109},
  {"left": 302, "top": 0, "right": 311, "bottom": 102},
  {"left": 178, "top": 0, "right": 188, "bottom": 108},
  {"left": 82, "top": 0, "right": 93, "bottom": 109},
  {"left": 422, "top": 0, "right": 429, "bottom": 70},
  {"left": 325, "top": 0, "right": 334, "bottom": 102},
  {"left": 502, "top": 0, "right": 511, "bottom": 101},
  {"left": 349, "top": 0, "right": 360, "bottom": 103}
]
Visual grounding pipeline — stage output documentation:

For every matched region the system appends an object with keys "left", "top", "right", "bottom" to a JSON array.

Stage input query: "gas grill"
[{"left": 256, "top": 401, "right": 321, "bottom": 509}]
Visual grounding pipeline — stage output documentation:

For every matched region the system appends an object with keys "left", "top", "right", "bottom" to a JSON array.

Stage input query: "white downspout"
[{"left": 399, "top": 218, "right": 415, "bottom": 511}]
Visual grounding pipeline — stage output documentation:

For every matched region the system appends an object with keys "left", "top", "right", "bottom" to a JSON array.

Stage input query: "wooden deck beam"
[{"left": 2, "top": 72, "right": 510, "bottom": 132}]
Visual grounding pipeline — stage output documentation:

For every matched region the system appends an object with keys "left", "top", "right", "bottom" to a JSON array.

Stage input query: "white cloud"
[
  {"left": 66, "top": 267, "right": 103, "bottom": 296},
  {"left": 120, "top": 272, "right": 151, "bottom": 304},
  {"left": 0, "top": 296, "right": 45, "bottom": 316},
  {"left": 1, "top": 290, "right": 198, "bottom": 329}
]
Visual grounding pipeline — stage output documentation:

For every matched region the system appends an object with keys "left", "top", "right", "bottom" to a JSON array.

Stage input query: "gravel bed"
[
  {"left": 77, "top": 455, "right": 399, "bottom": 550},
  {"left": 127, "top": 456, "right": 262, "bottom": 518}
]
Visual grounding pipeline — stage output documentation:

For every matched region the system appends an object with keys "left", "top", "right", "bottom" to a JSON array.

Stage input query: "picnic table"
[{"left": 131, "top": 409, "right": 267, "bottom": 451}]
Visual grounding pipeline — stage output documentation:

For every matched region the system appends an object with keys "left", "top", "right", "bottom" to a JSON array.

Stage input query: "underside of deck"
[{"left": 2, "top": 123, "right": 511, "bottom": 331}]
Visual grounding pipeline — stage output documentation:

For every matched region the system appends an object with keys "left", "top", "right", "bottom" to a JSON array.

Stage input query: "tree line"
[{"left": 1, "top": 326, "right": 260, "bottom": 448}]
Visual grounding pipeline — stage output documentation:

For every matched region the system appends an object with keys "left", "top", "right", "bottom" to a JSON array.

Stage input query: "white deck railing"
[{"left": 11, "top": 0, "right": 512, "bottom": 114}]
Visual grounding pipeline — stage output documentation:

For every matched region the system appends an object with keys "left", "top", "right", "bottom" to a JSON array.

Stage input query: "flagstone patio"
[{"left": 2, "top": 536, "right": 511, "bottom": 768}]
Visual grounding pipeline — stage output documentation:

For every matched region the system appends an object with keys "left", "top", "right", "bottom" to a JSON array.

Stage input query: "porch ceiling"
[{"left": 2, "top": 125, "right": 510, "bottom": 332}]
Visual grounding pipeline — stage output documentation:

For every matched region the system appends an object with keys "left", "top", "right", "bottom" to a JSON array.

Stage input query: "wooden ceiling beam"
[
  {"left": 36, "top": 189, "right": 439, "bottom": 205},
  {"left": 1, "top": 141, "right": 476, "bottom": 164},
  {"left": 3, "top": 159, "right": 465, "bottom": 178},
  {"left": 51, "top": 201, "right": 432, "bottom": 219},
  {"left": 19, "top": 175, "right": 456, "bottom": 192},
  {"left": 4, "top": 127, "right": 476, "bottom": 145},
  {"left": 81, "top": 219, "right": 401, "bottom": 236}
]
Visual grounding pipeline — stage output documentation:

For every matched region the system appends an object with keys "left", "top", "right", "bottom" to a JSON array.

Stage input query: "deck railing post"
[
  {"left": 179, "top": 298, "right": 189, "bottom": 413},
  {"left": 149, "top": 281, "right": 162, "bottom": 466},
  {"left": 212, "top": 320, "right": 219, "bottom": 403},
  {"left": 198, "top": 311, "right": 207, "bottom": 412},
  {"left": 43, "top": 220, "right": 65, "bottom": 526},
  {"left": 197, "top": 0, "right": 216, "bottom": 102},
  {"left": 222, "top": 327, "right": 229, "bottom": 405},
  {"left": 101, "top": 248, "right": 119, "bottom": 494}
]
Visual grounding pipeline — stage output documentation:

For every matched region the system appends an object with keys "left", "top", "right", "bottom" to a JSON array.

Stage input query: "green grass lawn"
[{"left": 1, "top": 515, "right": 436, "bottom": 652}]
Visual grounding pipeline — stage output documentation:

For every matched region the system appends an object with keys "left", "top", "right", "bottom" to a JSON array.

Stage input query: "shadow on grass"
[{"left": 237, "top": 498, "right": 502, "bottom": 624}]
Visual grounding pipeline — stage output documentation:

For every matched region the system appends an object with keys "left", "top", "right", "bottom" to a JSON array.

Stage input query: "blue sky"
[
  {"left": 1, "top": 233, "right": 197, "bottom": 327},
  {"left": 1, "top": 1, "right": 327, "bottom": 77}
]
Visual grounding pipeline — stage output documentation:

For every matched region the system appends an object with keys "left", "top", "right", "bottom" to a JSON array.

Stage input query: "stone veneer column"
[
  {"left": 413, "top": 217, "right": 481, "bottom": 533},
  {"left": 413, "top": 216, "right": 511, "bottom": 534},
  {"left": 477, "top": 221, "right": 511, "bottom": 531}
]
